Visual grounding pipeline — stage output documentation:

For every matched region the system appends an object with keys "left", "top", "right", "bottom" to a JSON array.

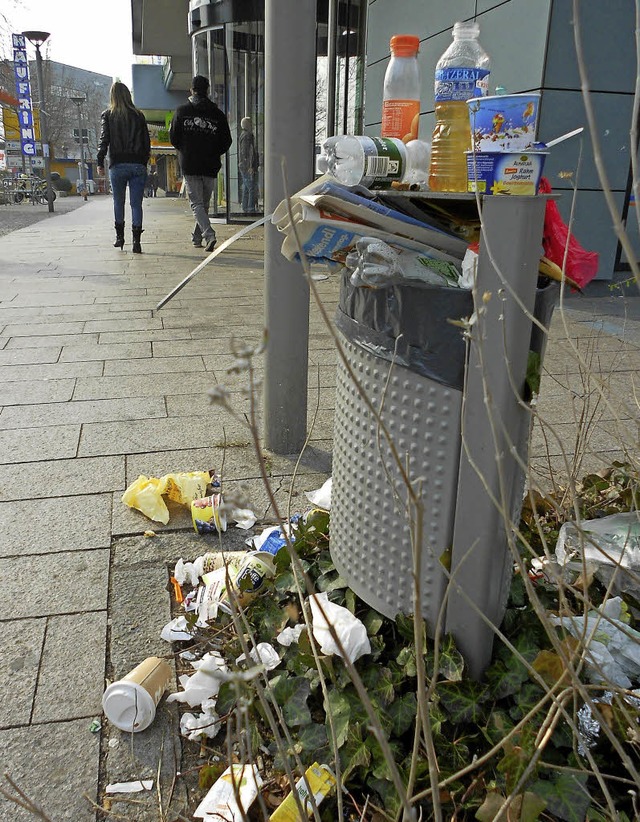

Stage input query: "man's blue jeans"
[
  {"left": 240, "top": 169, "right": 256, "bottom": 213},
  {"left": 183, "top": 175, "right": 216, "bottom": 245},
  {"left": 109, "top": 163, "right": 147, "bottom": 225}
]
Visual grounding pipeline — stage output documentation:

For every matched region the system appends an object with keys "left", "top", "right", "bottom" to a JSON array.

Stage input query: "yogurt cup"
[
  {"left": 466, "top": 150, "right": 547, "bottom": 195},
  {"left": 467, "top": 92, "right": 540, "bottom": 152},
  {"left": 102, "top": 656, "right": 172, "bottom": 732}
]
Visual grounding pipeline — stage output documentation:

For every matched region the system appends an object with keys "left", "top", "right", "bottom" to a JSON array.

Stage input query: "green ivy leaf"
[
  {"left": 437, "top": 681, "right": 487, "bottom": 724},
  {"left": 396, "top": 647, "right": 417, "bottom": 677},
  {"left": 366, "top": 776, "right": 401, "bottom": 815},
  {"left": 271, "top": 674, "right": 312, "bottom": 727},
  {"left": 388, "top": 692, "right": 417, "bottom": 737},
  {"left": 438, "top": 634, "right": 465, "bottom": 682},
  {"left": 297, "top": 721, "right": 328, "bottom": 752},
  {"left": 341, "top": 724, "right": 371, "bottom": 781},
  {"left": 344, "top": 587, "right": 356, "bottom": 613},
  {"left": 362, "top": 609, "right": 385, "bottom": 636},
  {"left": 325, "top": 689, "right": 351, "bottom": 748},
  {"left": 215, "top": 681, "right": 238, "bottom": 715},
  {"left": 475, "top": 792, "right": 506, "bottom": 821},
  {"left": 530, "top": 774, "right": 590, "bottom": 822},
  {"left": 395, "top": 614, "right": 415, "bottom": 642}
]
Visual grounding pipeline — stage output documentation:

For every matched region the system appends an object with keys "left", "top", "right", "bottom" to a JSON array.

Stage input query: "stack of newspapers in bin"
[{"left": 271, "top": 176, "right": 470, "bottom": 288}]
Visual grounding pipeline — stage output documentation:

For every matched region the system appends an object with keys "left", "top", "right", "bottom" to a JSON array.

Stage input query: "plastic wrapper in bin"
[{"left": 336, "top": 270, "right": 472, "bottom": 390}]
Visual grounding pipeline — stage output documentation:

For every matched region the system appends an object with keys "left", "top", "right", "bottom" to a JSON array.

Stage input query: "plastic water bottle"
[
  {"left": 381, "top": 35, "right": 421, "bottom": 141},
  {"left": 428, "top": 21, "right": 490, "bottom": 192},
  {"left": 317, "top": 135, "right": 430, "bottom": 189}
]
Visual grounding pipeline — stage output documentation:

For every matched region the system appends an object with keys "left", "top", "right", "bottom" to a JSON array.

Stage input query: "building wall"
[{"left": 364, "top": 0, "right": 638, "bottom": 281}]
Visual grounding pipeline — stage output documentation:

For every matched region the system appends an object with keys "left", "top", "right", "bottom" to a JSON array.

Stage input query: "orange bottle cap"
[{"left": 390, "top": 35, "right": 420, "bottom": 56}]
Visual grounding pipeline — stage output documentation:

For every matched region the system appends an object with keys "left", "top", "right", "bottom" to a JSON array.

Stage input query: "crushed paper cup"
[
  {"left": 191, "top": 493, "right": 227, "bottom": 535},
  {"left": 304, "top": 477, "right": 332, "bottom": 510},
  {"left": 193, "top": 764, "right": 262, "bottom": 821},
  {"left": 308, "top": 592, "right": 371, "bottom": 663},
  {"left": 160, "top": 616, "right": 194, "bottom": 642}
]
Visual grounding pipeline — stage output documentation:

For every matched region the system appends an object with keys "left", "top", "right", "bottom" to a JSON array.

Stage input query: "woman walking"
[{"left": 97, "top": 82, "right": 151, "bottom": 253}]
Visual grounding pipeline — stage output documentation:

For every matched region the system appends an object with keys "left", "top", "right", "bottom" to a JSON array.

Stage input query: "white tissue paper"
[
  {"left": 160, "top": 616, "right": 194, "bottom": 642},
  {"left": 180, "top": 698, "right": 221, "bottom": 741},
  {"left": 304, "top": 478, "right": 332, "bottom": 510},
  {"left": 277, "top": 624, "right": 306, "bottom": 647},
  {"left": 236, "top": 642, "right": 281, "bottom": 671},
  {"left": 308, "top": 592, "right": 371, "bottom": 663},
  {"left": 173, "top": 557, "right": 200, "bottom": 588},
  {"left": 232, "top": 508, "right": 257, "bottom": 529},
  {"left": 166, "top": 652, "right": 228, "bottom": 708}
]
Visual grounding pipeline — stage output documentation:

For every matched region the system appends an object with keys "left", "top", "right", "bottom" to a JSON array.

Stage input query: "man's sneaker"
[
  {"left": 205, "top": 237, "right": 217, "bottom": 252},
  {"left": 192, "top": 240, "right": 203, "bottom": 248}
]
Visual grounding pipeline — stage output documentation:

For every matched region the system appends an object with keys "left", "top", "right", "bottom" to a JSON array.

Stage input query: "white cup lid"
[{"left": 102, "top": 682, "right": 157, "bottom": 732}]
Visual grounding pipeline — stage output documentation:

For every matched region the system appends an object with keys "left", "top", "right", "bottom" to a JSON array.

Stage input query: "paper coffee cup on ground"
[{"left": 102, "top": 656, "right": 172, "bottom": 732}]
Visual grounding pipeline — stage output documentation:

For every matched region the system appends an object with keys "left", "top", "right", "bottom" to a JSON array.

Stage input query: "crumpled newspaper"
[{"left": 122, "top": 471, "right": 210, "bottom": 524}]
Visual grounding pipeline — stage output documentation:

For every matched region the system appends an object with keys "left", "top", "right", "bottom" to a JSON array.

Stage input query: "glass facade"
[{"left": 190, "top": 0, "right": 366, "bottom": 222}]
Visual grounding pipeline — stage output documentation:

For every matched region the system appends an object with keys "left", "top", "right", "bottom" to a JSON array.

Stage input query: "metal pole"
[
  {"left": 33, "top": 43, "right": 54, "bottom": 212},
  {"left": 326, "top": 0, "right": 338, "bottom": 138},
  {"left": 263, "top": 0, "right": 316, "bottom": 453},
  {"left": 77, "top": 101, "right": 87, "bottom": 201}
]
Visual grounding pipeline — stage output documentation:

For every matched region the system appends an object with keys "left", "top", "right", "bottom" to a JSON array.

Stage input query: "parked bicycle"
[{"left": 2, "top": 175, "right": 56, "bottom": 205}]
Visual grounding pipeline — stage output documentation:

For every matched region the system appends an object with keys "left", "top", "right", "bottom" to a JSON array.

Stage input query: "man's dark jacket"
[
  {"left": 169, "top": 94, "right": 233, "bottom": 177},
  {"left": 97, "top": 109, "right": 150, "bottom": 168}
]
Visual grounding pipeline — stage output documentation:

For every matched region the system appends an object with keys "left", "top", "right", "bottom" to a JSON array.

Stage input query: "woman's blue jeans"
[{"left": 109, "top": 163, "right": 147, "bottom": 226}]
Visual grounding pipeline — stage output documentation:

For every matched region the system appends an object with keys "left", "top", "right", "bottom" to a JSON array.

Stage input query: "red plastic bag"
[{"left": 539, "top": 177, "right": 599, "bottom": 289}]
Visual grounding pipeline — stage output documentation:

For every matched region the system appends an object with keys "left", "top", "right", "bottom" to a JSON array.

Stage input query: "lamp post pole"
[
  {"left": 23, "top": 30, "right": 53, "bottom": 212},
  {"left": 71, "top": 96, "right": 87, "bottom": 201}
]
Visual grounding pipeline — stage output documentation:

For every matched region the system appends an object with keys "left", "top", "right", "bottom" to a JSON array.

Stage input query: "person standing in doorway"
[
  {"left": 169, "top": 75, "right": 232, "bottom": 251},
  {"left": 238, "top": 116, "right": 259, "bottom": 214},
  {"left": 97, "top": 81, "right": 151, "bottom": 253}
]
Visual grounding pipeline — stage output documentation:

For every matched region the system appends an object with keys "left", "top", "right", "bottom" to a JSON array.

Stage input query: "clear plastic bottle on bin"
[
  {"left": 428, "top": 20, "right": 490, "bottom": 192},
  {"left": 381, "top": 35, "right": 421, "bottom": 141},
  {"left": 317, "top": 135, "right": 430, "bottom": 189}
]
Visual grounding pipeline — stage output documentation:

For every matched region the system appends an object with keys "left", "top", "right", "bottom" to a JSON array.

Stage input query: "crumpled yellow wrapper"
[{"left": 122, "top": 471, "right": 211, "bottom": 524}]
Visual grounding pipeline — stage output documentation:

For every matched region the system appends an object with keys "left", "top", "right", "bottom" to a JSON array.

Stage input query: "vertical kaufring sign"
[{"left": 12, "top": 34, "right": 36, "bottom": 160}]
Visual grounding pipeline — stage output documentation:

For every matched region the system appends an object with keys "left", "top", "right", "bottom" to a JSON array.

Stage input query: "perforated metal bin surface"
[{"left": 330, "top": 332, "right": 463, "bottom": 625}]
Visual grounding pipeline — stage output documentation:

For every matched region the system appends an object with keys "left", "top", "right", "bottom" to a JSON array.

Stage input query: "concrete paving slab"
[
  {"left": 0, "top": 397, "right": 166, "bottom": 429},
  {"left": 0, "top": 493, "right": 112, "bottom": 557},
  {"left": 2, "top": 379, "right": 76, "bottom": 405},
  {"left": 0, "top": 455, "right": 124, "bottom": 501},
  {"left": 84, "top": 317, "right": 164, "bottom": 333},
  {"left": 6, "top": 293, "right": 97, "bottom": 308},
  {"left": 0, "top": 361, "right": 103, "bottom": 381},
  {"left": 2, "top": 321, "right": 86, "bottom": 337},
  {"left": 0, "top": 618, "right": 45, "bottom": 728},
  {"left": 60, "top": 341, "right": 152, "bottom": 362},
  {"left": 103, "top": 355, "right": 206, "bottom": 376},
  {"left": 0, "top": 424, "right": 80, "bottom": 464},
  {"left": 32, "top": 611, "right": 107, "bottom": 723},
  {"left": 4, "top": 333, "right": 99, "bottom": 349},
  {"left": 530, "top": 417, "right": 639, "bottom": 457},
  {"left": 73, "top": 372, "right": 220, "bottom": 401},
  {"left": 0, "top": 548, "right": 109, "bottom": 619},
  {"left": 0, "top": 719, "right": 100, "bottom": 821},
  {"left": 96, "top": 329, "right": 193, "bottom": 346},
  {"left": 0, "top": 346, "right": 61, "bottom": 365}
]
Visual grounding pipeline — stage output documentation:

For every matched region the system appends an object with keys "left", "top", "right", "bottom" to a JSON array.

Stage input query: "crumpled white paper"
[
  {"left": 180, "top": 698, "right": 221, "bottom": 741},
  {"left": 277, "top": 624, "right": 306, "bottom": 647},
  {"left": 231, "top": 508, "right": 257, "bottom": 529},
  {"left": 308, "top": 592, "right": 371, "bottom": 663},
  {"left": 550, "top": 596, "right": 640, "bottom": 689},
  {"left": 160, "top": 616, "right": 194, "bottom": 642},
  {"left": 304, "top": 478, "right": 332, "bottom": 511},
  {"left": 106, "top": 780, "right": 153, "bottom": 793},
  {"left": 236, "top": 642, "right": 281, "bottom": 671},
  {"left": 173, "top": 557, "right": 200, "bottom": 588},
  {"left": 166, "top": 652, "right": 228, "bottom": 708}
]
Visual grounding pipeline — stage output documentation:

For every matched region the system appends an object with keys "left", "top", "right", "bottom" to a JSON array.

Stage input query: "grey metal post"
[
  {"left": 326, "top": 0, "right": 338, "bottom": 137},
  {"left": 446, "top": 195, "right": 547, "bottom": 679},
  {"left": 72, "top": 97, "right": 88, "bottom": 201},
  {"left": 263, "top": 0, "right": 316, "bottom": 453},
  {"left": 24, "top": 32, "right": 54, "bottom": 212}
]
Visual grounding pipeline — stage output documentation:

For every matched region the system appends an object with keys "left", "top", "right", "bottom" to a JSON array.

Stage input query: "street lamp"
[
  {"left": 22, "top": 30, "right": 54, "bottom": 212},
  {"left": 71, "top": 95, "right": 88, "bottom": 201}
]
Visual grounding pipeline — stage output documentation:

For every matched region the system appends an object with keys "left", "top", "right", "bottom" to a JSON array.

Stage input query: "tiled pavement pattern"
[{"left": 0, "top": 195, "right": 638, "bottom": 819}]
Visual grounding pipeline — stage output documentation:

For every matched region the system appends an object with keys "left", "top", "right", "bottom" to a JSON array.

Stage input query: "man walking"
[{"left": 169, "top": 75, "right": 232, "bottom": 251}]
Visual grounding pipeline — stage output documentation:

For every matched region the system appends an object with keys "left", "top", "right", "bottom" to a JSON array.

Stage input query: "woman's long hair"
[{"left": 109, "top": 81, "right": 140, "bottom": 119}]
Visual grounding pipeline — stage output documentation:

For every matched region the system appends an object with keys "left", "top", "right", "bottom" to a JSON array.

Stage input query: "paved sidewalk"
[{"left": 0, "top": 195, "right": 638, "bottom": 820}]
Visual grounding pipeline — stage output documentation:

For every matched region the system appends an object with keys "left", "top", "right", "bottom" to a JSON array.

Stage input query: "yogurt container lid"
[{"left": 102, "top": 682, "right": 157, "bottom": 732}]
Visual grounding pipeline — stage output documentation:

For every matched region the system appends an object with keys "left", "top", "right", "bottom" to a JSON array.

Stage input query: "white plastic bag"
[{"left": 308, "top": 592, "right": 371, "bottom": 663}]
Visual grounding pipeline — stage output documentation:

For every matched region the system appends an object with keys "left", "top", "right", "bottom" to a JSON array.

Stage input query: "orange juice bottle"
[{"left": 381, "top": 35, "right": 421, "bottom": 143}]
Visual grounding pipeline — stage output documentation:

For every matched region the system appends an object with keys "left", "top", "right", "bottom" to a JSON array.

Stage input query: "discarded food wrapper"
[
  {"left": 304, "top": 477, "right": 332, "bottom": 510},
  {"left": 196, "top": 566, "right": 230, "bottom": 625},
  {"left": 105, "top": 780, "right": 153, "bottom": 794},
  {"left": 219, "top": 551, "right": 277, "bottom": 612},
  {"left": 269, "top": 762, "right": 337, "bottom": 821},
  {"left": 191, "top": 492, "right": 228, "bottom": 535},
  {"left": 122, "top": 471, "right": 210, "bottom": 524},
  {"left": 237, "top": 642, "right": 281, "bottom": 671},
  {"left": 308, "top": 592, "right": 371, "bottom": 663},
  {"left": 193, "top": 764, "right": 263, "bottom": 821},
  {"left": 550, "top": 596, "right": 640, "bottom": 689},
  {"left": 248, "top": 525, "right": 288, "bottom": 556},
  {"left": 167, "top": 651, "right": 228, "bottom": 708},
  {"left": 102, "top": 657, "right": 173, "bottom": 732}
]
